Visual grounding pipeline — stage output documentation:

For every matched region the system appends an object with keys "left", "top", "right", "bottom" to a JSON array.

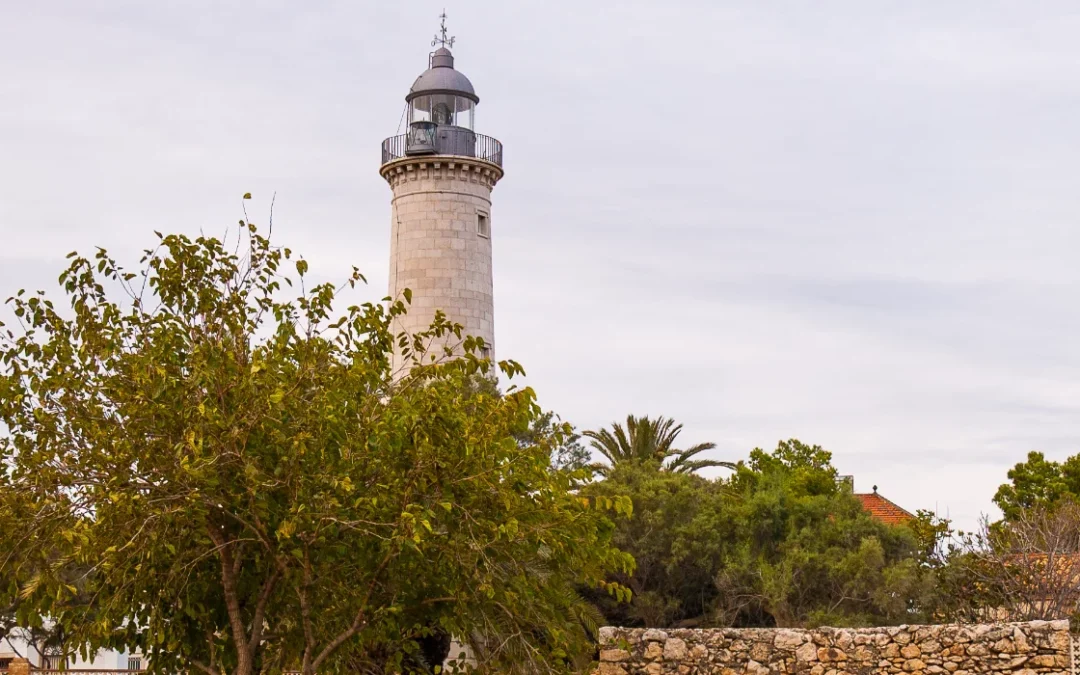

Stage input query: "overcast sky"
[{"left": 4, "top": 1, "right": 1080, "bottom": 531}]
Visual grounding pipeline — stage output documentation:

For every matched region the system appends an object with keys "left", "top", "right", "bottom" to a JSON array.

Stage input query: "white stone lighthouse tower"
[{"left": 380, "top": 18, "right": 504, "bottom": 375}]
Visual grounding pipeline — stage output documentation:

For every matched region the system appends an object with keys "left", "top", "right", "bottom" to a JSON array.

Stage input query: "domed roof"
[{"left": 406, "top": 48, "right": 478, "bottom": 104}]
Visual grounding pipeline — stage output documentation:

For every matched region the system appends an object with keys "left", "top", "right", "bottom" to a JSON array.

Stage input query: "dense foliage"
[
  {"left": 0, "top": 215, "right": 632, "bottom": 675},
  {"left": 994, "top": 450, "right": 1080, "bottom": 521},
  {"left": 583, "top": 440, "right": 940, "bottom": 629},
  {"left": 579, "top": 466, "right": 721, "bottom": 627}
]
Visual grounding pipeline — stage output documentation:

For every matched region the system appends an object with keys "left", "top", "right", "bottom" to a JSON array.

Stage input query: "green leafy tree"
[
  {"left": 993, "top": 451, "right": 1080, "bottom": 521},
  {"left": 0, "top": 213, "right": 632, "bottom": 675},
  {"left": 465, "top": 377, "right": 592, "bottom": 475},
  {"left": 1, "top": 459, "right": 101, "bottom": 666},
  {"left": 522, "top": 411, "right": 592, "bottom": 474},
  {"left": 581, "top": 465, "right": 726, "bottom": 627},
  {"left": 714, "top": 440, "right": 935, "bottom": 627},
  {"left": 0, "top": 484, "right": 50, "bottom": 654},
  {"left": 906, "top": 509, "right": 956, "bottom": 568},
  {"left": 584, "top": 415, "right": 733, "bottom": 475},
  {"left": 584, "top": 439, "right": 940, "bottom": 630}
]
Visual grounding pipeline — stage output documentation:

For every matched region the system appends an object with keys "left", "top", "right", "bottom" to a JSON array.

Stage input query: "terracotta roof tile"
[{"left": 855, "top": 491, "right": 914, "bottom": 525}]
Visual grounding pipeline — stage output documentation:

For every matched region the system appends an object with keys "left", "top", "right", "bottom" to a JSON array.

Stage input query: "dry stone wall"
[{"left": 597, "top": 621, "right": 1072, "bottom": 675}]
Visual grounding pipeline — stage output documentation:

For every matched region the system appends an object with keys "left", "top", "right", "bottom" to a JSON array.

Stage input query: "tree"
[
  {"left": 0, "top": 463, "right": 99, "bottom": 667},
  {"left": 934, "top": 450, "right": 1080, "bottom": 622},
  {"left": 522, "top": 411, "right": 592, "bottom": 474},
  {"left": 938, "top": 501, "right": 1080, "bottom": 623},
  {"left": 463, "top": 377, "right": 593, "bottom": 476},
  {"left": 994, "top": 451, "right": 1080, "bottom": 521},
  {"left": 0, "top": 213, "right": 632, "bottom": 675},
  {"left": 712, "top": 440, "right": 935, "bottom": 628},
  {"left": 581, "top": 465, "right": 725, "bottom": 628},
  {"left": 584, "top": 439, "right": 940, "bottom": 630},
  {"left": 584, "top": 415, "right": 733, "bottom": 475}
]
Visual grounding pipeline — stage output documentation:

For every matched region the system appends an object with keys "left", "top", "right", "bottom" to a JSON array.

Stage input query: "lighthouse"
[{"left": 380, "top": 15, "right": 504, "bottom": 376}]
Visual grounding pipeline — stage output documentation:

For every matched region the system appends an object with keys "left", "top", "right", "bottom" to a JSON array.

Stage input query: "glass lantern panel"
[
  {"left": 409, "top": 96, "right": 430, "bottom": 124},
  {"left": 430, "top": 94, "right": 456, "bottom": 125},
  {"left": 455, "top": 97, "right": 475, "bottom": 129}
]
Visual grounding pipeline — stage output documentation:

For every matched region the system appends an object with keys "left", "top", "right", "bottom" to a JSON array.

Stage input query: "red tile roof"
[{"left": 855, "top": 490, "right": 915, "bottom": 525}]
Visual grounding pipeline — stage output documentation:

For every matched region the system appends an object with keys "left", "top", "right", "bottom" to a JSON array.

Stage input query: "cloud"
[{"left": 4, "top": 1, "right": 1080, "bottom": 531}]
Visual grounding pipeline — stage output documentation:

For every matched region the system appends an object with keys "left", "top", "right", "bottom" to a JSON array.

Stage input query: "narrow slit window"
[{"left": 476, "top": 212, "right": 490, "bottom": 238}]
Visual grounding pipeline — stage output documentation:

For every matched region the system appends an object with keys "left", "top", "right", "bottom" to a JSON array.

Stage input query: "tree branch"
[
  {"left": 247, "top": 564, "right": 281, "bottom": 655},
  {"left": 189, "top": 658, "right": 219, "bottom": 675},
  {"left": 207, "top": 523, "right": 253, "bottom": 675}
]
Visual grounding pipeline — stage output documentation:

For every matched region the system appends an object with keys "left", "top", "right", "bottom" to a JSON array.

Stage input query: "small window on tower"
[{"left": 476, "top": 212, "right": 490, "bottom": 238}]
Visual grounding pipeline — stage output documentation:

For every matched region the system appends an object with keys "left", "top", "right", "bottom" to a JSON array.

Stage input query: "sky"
[{"left": 3, "top": 1, "right": 1080, "bottom": 531}]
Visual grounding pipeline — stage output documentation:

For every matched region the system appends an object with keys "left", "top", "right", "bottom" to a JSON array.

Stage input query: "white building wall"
[{"left": 1, "top": 631, "right": 136, "bottom": 669}]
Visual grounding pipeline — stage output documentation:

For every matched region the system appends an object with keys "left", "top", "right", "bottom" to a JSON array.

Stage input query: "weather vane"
[{"left": 432, "top": 10, "right": 456, "bottom": 49}]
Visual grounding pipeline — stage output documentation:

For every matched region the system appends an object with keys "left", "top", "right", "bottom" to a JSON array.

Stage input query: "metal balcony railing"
[{"left": 381, "top": 129, "right": 503, "bottom": 167}]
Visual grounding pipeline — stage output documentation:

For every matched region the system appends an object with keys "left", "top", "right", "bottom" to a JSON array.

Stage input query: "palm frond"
[
  {"left": 671, "top": 459, "right": 737, "bottom": 474},
  {"left": 584, "top": 415, "right": 735, "bottom": 476}
]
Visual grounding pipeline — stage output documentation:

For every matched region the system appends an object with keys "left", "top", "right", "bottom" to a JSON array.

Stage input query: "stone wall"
[{"left": 597, "top": 621, "right": 1072, "bottom": 675}]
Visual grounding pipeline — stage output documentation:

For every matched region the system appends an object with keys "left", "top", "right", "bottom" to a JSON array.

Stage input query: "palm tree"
[{"left": 583, "top": 415, "right": 735, "bottom": 475}]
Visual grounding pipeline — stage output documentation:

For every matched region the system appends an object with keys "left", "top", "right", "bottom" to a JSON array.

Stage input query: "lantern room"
[
  {"left": 406, "top": 48, "right": 478, "bottom": 130},
  {"left": 380, "top": 19, "right": 503, "bottom": 167}
]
